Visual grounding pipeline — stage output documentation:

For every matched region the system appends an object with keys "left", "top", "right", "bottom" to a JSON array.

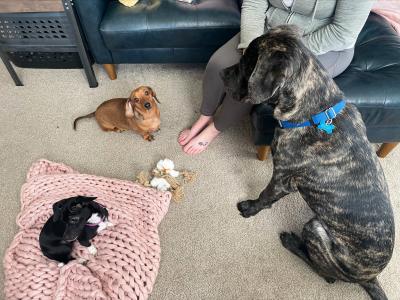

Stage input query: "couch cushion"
[
  {"left": 100, "top": 0, "right": 240, "bottom": 51},
  {"left": 251, "top": 13, "right": 400, "bottom": 145}
]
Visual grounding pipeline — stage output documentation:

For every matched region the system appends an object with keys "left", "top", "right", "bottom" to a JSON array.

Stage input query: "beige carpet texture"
[{"left": 0, "top": 63, "right": 399, "bottom": 300}]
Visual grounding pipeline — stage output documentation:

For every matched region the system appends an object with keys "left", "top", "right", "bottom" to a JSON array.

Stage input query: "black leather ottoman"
[{"left": 252, "top": 13, "right": 400, "bottom": 160}]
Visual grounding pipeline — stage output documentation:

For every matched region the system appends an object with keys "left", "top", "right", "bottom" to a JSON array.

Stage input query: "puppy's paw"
[
  {"left": 97, "top": 221, "right": 113, "bottom": 232},
  {"left": 279, "top": 232, "right": 302, "bottom": 251},
  {"left": 78, "top": 258, "right": 88, "bottom": 265},
  {"left": 87, "top": 245, "right": 97, "bottom": 256},
  {"left": 97, "top": 222, "right": 107, "bottom": 232},
  {"left": 237, "top": 200, "right": 260, "bottom": 218}
]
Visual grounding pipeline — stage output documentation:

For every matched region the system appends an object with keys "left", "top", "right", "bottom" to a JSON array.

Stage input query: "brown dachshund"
[{"left": 74, "top": 86, "right": 160, "bottom": 141}]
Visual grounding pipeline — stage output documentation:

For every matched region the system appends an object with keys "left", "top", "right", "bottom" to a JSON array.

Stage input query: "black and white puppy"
[
  {"left": 39, "top": 195, "right": 111, "bottom": 265},
  {"left": 221, "top": 25, "right": 394, "bottom": 300}
]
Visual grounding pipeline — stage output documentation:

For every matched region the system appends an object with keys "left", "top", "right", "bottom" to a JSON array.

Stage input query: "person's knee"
[{"left": 205, "top": 55, "right": 228, "bottom": 79}]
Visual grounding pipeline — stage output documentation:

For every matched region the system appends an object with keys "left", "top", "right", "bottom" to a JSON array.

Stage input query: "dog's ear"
[
  {"left": 78, "top": 196, "right": 97, "bottom": 205},
  {"left": 220, "top": 63, "right": 241, "bottom": 100},
  {"left": 88, "top": 201, "right": 109, "bottom": 218},
  {"left": 153, "top": 95, "right": 160, "bottom": 104},
  {"left": 220, "top": 36, "right": 262, "bottom": 102},
  {"left": 134, "top": 110, "right": 144, "bottom": 120},
  {"left": 52, "top": 198, "right": 71, "bottom": 222},
  {"left": 125, "top": 99, "right": 135, "bottom": 118},
  {"left": 247, "top": 50, "right": 294, "bottom": 105},
  {"left": 248, "top": 53, "right": 284, "bottom": 104},
  {"left": 148, "top": 87, "right": 160, "bottom": 104}
]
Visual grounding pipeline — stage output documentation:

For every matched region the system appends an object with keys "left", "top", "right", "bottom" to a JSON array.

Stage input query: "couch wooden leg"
[
  {"left": 103, "top": 64, "right": 117, "bottom": 80},
  {"left": 377, "top": 143, "right": 398, "bottom": 158},
  {"left": 257, "top": 145, "right": 271, "bottom": 161}
]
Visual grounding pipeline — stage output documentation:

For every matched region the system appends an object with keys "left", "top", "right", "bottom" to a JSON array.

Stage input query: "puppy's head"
[
  {"left": 126, "top": 86, "right": 160, "bottom": 119},
  {"left": 52, "top": 196, "right": 97, "bottom": 242},
  {"left": 221, "top": 25, "right": 339, "bottom": 121}
]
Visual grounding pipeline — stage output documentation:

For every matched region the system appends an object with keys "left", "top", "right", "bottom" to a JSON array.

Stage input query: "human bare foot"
[
  {"left": 183, "top": 122, "right": 220, "bottom": 155},
  {"left": 178, "top": 115, "right": 213, "bottom": 146}
]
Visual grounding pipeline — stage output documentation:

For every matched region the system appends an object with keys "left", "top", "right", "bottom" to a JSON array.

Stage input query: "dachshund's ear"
[
  {"left": 153, "top": 95, "right": 160, "bottom": 104},
  {"left": 148, "top": 87, "right": 160, "bottom": 104},
  {"left": 52, "top": 198, "right": 70, "bottom": 222},
  {"left": 134, "top": 110, "right": 144, "bottom": 120},
  {"left": 125, "top": 99, "right": 134, "bottom": 118}
]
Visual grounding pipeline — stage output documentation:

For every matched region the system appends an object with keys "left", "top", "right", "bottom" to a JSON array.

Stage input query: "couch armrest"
[{"left": 74, "top": 0, "right": 113, "bottom": 63}]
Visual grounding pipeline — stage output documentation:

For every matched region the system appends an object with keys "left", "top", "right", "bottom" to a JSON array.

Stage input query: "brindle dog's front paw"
[{"left": 237, "top": 200, "right": 260, "bottom": 218}]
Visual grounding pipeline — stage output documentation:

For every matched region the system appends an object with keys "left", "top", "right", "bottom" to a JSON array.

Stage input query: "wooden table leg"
[
  {"left": 257, "top": 145, "right": 271, "bottom": 161},
  {"left": 103, "top": 64, "right": 117, "bottom": 80},
  {"left": 377, "top": 143, "right": 398, "bottom": 158}
]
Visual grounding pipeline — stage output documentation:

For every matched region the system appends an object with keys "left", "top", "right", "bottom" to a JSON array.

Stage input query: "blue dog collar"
[{"left": 278, "top": 100, "right": 346, "bottom": 134}]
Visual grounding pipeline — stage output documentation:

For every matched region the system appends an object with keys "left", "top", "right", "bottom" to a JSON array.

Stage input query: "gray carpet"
[{"left": 0, "top": 63, "right": 399, "bottom": 300}]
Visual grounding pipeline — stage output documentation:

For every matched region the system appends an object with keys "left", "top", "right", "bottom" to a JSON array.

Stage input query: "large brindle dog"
[{"left": 221, "top": 25, "right": 394, "bottom": 300}]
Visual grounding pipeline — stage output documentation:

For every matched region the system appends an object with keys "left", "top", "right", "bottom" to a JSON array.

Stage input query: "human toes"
[
  {"left": 183, "top": 138, "right": 208, "bottom": 155},
  {"left": 178, "top": 130, "right": 189, "bottom": 141},
  {"left": 179, "top": 129, "right": 192, "bottom": 145}
]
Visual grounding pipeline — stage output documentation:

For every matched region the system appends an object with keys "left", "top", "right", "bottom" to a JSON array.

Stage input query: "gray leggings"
[{"left": 201, "top": 33, "right": 355, "bottom": 131}]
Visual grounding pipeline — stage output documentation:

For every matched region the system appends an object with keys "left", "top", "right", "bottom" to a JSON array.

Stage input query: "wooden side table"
[{"left": 0, "top": 0, "right": 98, "bottom": 87}]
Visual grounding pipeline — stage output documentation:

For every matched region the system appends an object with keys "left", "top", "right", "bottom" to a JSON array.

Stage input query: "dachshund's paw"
[
  {"left": 144, "top": 134, "right": 155, "bottom": 142},
  {"left": 88, "top": 245, "right": 97, "bottom": 256},
  {"left": 279, "top": 232, "right": 302, "bottom": 251},
  {"left": 237, "top": 200, "right": 260, "bottom": 218}
]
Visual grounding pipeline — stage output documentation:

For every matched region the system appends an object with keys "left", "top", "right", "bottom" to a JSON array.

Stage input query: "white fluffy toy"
[
  {"left": 136, "top": 159, "right": 195, "bottom": 202},
  {"left": 157, "top": 159, "right": 180, "bottom": 178},
  {"left": 150, "top": 159, "right": 179, "bottom": 191}
]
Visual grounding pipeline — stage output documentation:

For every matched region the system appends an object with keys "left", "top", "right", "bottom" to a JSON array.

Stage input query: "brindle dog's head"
[{"left": 221, "top": 25, "right": 343, "bottom": 122}]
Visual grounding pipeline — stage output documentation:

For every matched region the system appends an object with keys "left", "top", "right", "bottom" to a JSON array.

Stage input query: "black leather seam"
[
  {"left": 358, "top": 35, "right": 400, "bottom": 47},
  {"left": 99, "top": 26, "right": 240, "bottom": 34}
]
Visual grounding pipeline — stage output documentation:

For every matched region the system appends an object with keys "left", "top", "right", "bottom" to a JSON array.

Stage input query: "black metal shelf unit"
[{"left": 0, "top": 0, "right": 97, "bottom": 87}]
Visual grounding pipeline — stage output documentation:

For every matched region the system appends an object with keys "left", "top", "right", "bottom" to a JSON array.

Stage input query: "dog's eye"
[
  {"left": 133, "top": 97, "right": 140, "bottom": 103},
  {"left": 69, "top": 216, "right": 80, "bottom": 224},
  {"left": 69, "top": 204, "right": 81, "bottom": 213},
  {"left": 145, "top": 91, "right": 149, "bottom": 96}
]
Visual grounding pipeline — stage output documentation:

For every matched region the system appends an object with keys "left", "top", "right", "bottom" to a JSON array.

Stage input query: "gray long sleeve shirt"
[{"left": 239, "top": 0, "right": 376, "bottom": 55}]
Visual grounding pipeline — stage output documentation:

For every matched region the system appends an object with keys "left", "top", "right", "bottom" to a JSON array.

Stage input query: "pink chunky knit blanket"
[{"left": 3, "top": 160, "right": 171, "bottom": 300}]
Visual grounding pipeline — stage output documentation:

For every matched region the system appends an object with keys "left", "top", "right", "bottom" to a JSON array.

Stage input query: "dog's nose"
[{"left": 144, "top": 102, "right": 151, "bottom": 110}]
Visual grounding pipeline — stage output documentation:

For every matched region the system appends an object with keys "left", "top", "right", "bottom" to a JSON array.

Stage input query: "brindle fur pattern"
[{"left": 221, "top": 26, "right": 395, "bottom": 300}]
